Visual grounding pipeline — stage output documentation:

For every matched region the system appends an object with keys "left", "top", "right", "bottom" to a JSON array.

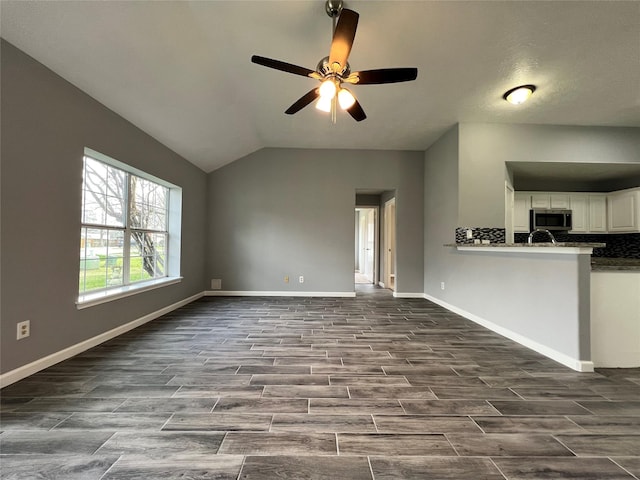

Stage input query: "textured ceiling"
[{"left": 2, "top": 0, "right": 639, "bottom": 172}]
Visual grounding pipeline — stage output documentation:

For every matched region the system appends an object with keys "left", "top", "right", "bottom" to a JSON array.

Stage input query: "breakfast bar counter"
[{"left": 446, "top": 242, "right": 605, "bottom": 254}]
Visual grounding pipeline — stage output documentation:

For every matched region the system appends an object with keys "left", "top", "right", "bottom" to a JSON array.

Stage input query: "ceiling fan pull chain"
[{"left": 332, "top": 95, "right": 337, "bottom": 124}]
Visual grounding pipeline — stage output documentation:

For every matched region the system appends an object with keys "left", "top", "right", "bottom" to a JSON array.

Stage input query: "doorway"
[{"left": 355, "top": 207, "right": 378, "bottom": 285}]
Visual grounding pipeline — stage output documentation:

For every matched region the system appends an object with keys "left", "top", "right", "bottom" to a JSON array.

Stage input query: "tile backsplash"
[
  {"left": 456, "top": 227, "right": 506, "bottom": 244},
  {"left": 513, "top": 232, "right": 640, "bottom": 259},
  {"left": 456, "top": 227, "right": 640, "bottom": 258}
]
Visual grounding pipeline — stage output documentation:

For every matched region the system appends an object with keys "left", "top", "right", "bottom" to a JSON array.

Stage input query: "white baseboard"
[
  {"left": 0, "top": 292, "right": 204, "bottom": 388},
  {"left": 205, "top": 290, "right": 356, "bottom": 298},
  {"left": 423, "top": 293, "right": 595, "bottom": 373},
  {"left": 393, "top": 292, "right": 425, "bottom": 299}
]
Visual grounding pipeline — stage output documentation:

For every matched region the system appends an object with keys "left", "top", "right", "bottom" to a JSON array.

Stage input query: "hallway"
[{"left": 1, "top": 289, "right": 639, "bottom": 479}]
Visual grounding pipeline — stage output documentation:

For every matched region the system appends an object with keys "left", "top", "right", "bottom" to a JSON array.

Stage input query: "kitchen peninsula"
[{"left": 438, "top": 242, "right": 608, "bottom": 372}]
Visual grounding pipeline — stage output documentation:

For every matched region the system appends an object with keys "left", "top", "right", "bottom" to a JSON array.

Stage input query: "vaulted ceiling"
[{"left": 2, "top": 1, "right": 639, "bottom": 172}]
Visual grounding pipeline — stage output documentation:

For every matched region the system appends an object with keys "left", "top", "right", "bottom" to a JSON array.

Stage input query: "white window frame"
[{"left": 77, "top": 148, "right": 182, "bottom": 309}]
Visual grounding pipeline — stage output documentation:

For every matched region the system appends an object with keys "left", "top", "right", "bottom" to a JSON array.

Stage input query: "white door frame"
[
  {"left": 383, "top": 198, "right": 396, "bottom": 291},
  {"left": 505, "top": 181, "right": 514, "bottom": 243}
]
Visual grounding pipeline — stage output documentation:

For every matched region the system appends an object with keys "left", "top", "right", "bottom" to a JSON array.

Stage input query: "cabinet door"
[
  {"left": 589, "top": 195, "right": 607, "bottom": 232},
  {"left": 550, "top": 194, "right": 570, "bottom": 209},
  {"left": 569, "top": 195, "right": 588, "bottom": 232},
  {"left": 514, "top": 193, "right": 531, "bottom": 232},
  {"left": 531, "top": 194, "right": 550, "bottom": 209},
  {"left": 608, "top": 191, "right": 639, "bottom": 232}
]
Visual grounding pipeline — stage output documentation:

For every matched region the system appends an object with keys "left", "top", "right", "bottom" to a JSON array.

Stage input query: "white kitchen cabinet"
[
  {"left": 589, "top": 195, "right": 608, "bottom": 232},
  {"left": 530, "top": 193, "right": 570, "bottom": 209},
  {"left": 570, "top": 194, "right": 607, "bottom": 233},
  {"left": 514, "top": 193, "right": 531, "bottom": 232},
  {"left": 530, "top": 194, "right": 550, "bottom": 209},
  {"left": 550, "top": 194, "right": 570, "bottom": 209},
  {"left": 569, "top": 195, "right": 588, "bottom": 232},
  {"left": 608, "top": 188, "right": 640, "bottom": 232}
]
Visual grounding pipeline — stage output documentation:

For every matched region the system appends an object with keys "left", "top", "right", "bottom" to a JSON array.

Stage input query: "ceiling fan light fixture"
[
  {"left": 503, "top": 84, "right": 536, "bottom": 105},
  {"left": 319, "top": 79, "right": 337, "bottom": 99},
  {"left": 338, "top": 88, "right": 356, "bottom": 110},
  {"left": 315, "top": 95, "right": 332, "bottom": 112}
]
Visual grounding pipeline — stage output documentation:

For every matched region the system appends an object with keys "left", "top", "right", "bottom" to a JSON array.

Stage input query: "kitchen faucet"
[{"left": 528, "top": 228, "right": 557, "bottom": 244}]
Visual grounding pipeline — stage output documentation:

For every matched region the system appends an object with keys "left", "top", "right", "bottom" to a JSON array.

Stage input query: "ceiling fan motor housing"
[{"left": 317, "top": 56, "right": 350, "bottom": 78}]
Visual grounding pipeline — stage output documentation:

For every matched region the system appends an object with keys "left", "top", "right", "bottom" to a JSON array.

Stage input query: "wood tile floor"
[{"left": 2, "top": 285, "right": 639, "bottom": 479}]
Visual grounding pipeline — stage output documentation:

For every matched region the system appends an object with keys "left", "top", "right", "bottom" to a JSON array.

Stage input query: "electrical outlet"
[
  {"left": 17, "top": 320, "right": 30, "bottom": 340},
  {"left": 440, "top": 282, "right": 445, "bottom": 290},
  {"left": 466, "top": 229, "right": 473, "bottom": 239},
  {"left": 299, "top": 276, "right": 304, "bottom": 283},
  {"left": 284, "top": 276, "right": 289, "bottom": 283}
]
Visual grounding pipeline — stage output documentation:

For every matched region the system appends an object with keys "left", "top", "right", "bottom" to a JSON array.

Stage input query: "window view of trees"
[{"left": 79, "top": 156, "right": 169, "bottom": 295}]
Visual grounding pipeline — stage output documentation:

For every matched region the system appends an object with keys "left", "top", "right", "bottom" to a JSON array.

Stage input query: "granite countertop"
[
  {"left": 446, "top": 242, "right": 607, "bottom": 248},
  {"left": 591, "top": 257, "right": 640, "bottom": 272}
]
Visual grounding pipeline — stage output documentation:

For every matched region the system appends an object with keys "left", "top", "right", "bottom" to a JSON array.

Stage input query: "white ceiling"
[{"left": 2, "top": 0, "right": 639, "bottom": 172}]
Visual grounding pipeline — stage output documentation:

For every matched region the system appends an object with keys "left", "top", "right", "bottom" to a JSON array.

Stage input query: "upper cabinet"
[
  {"left": 608, "top": 188, "right": 640, "bottom": 233},
  {"left": 530, "top": 193, "right": 569, "bottom": 209},
  {"left": 569, "top": 195, "right": 588, "bottom": 232},
  {"left": 589, "top": 195, "right": 608, "bottom": 232},
  {"left": 514, "top": 193, "right": 531, "bottom": 232},
  {"left": 512, "top": 191, "right": 633, "bottom": 234},
  {"left": 569, "top": 194, "right": 607, "bottom": 233}
]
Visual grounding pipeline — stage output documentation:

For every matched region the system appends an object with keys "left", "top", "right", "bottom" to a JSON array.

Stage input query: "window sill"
[{"left": 76, "top": 277, "right": 182, "bottom": 309}]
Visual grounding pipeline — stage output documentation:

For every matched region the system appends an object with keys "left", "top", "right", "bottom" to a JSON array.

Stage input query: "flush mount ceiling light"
[
  {"left": 251, "top": 0, "right": 418, "bottom": 123},
  {"left": 503, "top": 84, "right": 536, "bottom": 105}
]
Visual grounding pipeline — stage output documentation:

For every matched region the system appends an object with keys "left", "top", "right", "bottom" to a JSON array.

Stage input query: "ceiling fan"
[{"left": 251, "top": 0, "right": 418, "bottom": 122}]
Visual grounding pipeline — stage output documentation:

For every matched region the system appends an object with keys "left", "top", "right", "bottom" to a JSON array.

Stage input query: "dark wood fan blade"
[
  {"left": 251, "top": 55, "right": 316, "bottom": 78},
  {"left": 346, "top": 98, "right": 366, "bottom": 122},
  {"left": 328, "top": 9, "right": 359, "bottom": 72},
  {"left": 285, "top": 88, "right": 320, "bottom": 114},
  {"left": 353, "top": 68, "right": 418, "bottom": 85}
]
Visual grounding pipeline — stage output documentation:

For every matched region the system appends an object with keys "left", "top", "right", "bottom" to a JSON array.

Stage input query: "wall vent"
[{"left": 210, "top": 279, "right": 222, "bottom": 290}]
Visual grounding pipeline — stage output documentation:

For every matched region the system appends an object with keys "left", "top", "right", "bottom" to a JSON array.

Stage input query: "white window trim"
[
  {"left": 77, "top": 276, "right": 183, "bottom": 309},
  {"left": 78, "top": 148, "right": 182, "bottom": 308}
]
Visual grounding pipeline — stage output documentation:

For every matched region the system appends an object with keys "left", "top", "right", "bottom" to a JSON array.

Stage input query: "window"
[{"left": 78, "top": 149, "right": 181, "bottom": 306}]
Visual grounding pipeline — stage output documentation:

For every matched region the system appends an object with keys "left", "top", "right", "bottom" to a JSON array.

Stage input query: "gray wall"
[
  {"left": 458, "top": 123, "right": 640, "bottom": 227},
  {"left": 424, "top": 125, "right": 459, "bottom": 295},
  {"left": 424, "top": 125, "right": 593, "bottom": 365},
  {"left": 434, "top": 249, "right": 592, "bottom": 364},
  {"left": 207, "top": 148, "right": 424, "bottom": 294},
  {"left": 1, "top": 40, "right": 208, "bottom": 374}
]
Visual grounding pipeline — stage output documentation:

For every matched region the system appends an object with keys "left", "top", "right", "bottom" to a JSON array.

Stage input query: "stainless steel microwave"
[{"left": 530, "top": 209, "right": 572, "bottom": 231}]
